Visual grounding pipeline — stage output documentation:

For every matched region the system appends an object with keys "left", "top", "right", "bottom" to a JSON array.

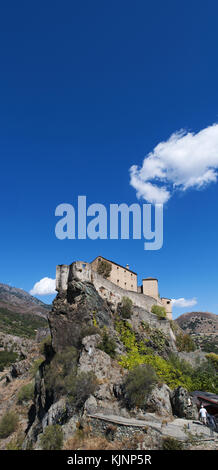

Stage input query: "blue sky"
[{"left": 1, "top": 1, "right": 218, "bottom": 318}]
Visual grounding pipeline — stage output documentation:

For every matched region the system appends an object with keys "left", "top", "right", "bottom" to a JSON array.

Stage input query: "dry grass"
[{"left": 64, "top": 431, "right": 146, "bottom": 450}]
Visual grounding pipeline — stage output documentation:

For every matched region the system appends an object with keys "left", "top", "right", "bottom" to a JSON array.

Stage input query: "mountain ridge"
[{"left": 0, "top": 283, "right": 51, "bottom": 319}]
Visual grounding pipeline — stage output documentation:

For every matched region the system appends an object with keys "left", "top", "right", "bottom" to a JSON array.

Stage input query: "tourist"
[{"left": 199, "top": 405, "right": 207, "bottom": 425}]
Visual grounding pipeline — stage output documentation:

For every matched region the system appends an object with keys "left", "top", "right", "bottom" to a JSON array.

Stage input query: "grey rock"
[
  {"left": 42, "top": 398, "right": 68, "bottom": 429},
  {"left": 171, "top": 386, "right": 198, "bottom": 419},
  {"left": 146, "top": 384, "right": 173, "bottom": 416}
]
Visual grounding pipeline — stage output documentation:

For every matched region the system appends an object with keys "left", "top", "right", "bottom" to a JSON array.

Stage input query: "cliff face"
[{"left": 49, "top": 276, "right": 113, "bottom": 352}]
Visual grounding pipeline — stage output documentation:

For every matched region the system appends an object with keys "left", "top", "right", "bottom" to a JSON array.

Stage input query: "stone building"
[
  {"left": 91, "top": 256, "right": 138, "bottom": 292},
  {"left": 56, "top": 256, "right": 172, "bottom": 320}
]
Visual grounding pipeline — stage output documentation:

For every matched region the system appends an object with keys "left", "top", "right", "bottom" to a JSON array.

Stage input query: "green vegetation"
[
  {"left": 197, "top": 336, "right": 218, "bottom": 354},
  {"left": 97, "top": 259, "right": 112, "bottom": 278},
  {"left": 67, "top": 371, "right": 98, "bottom": 410},
  {"left": 0, "top": 307, "right": 47, "bottom": 338},
  {"left": 6, "top": 432, "right": 25, "bottom": 450},
  {"left": 0, "top": 411, "right": 19, "bottom": 439},
  {"left": 151, "top": 305, "right": 166, "bottom": 320},
  {"left": 39, "top": 335, "right": 52, "bottom": 357},
  {"left": 118, "top": 297, "right": 133, "bottom": 319},
  {"left": 30, "top": 357, "right": 44, "bottom": 378},
  {"left": 80, "top": 325, "right": 101, "bottom": 340},
  {"left": 162, "top": 437, "right": 184, "bottom": 450},
  {"left": 44, "top": 346, "right": 97, "bottom": 409},
  {"left": 0, "top": 349, "right": 18, "bottom": 371},
  {"left": 116, "top": 320, "right": 218, "bottom": 392},
  {"left": 122, "top": 364, "right": 158, "bottom": 409},
  {"left": 44, "top": 346, "right": 78, "bottom": 399},
  {"left": 205, "top": 352, "right": 218, "bottom": 370},
  {"left": 40, "top": 424, "right": 63, "bottom": 450},
  {"left": 17, "top": 382, "right": 34, "bottom": 404},
  {"left": 175, "top": 333, "right": 196, "bottom": 352},
  {"left": 98, "top": 329, "right": 117, "bottom": 358}
]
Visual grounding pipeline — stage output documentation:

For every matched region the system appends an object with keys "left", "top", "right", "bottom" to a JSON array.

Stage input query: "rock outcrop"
[
  {"left": 171, "top": 386, "right": 198, "bottom": 420},
  {"left": 48, "top": 277, "right": 113, "bottom": 352},
  {"left": 23, "top": 268, "right": 213, "bottom": 450}
]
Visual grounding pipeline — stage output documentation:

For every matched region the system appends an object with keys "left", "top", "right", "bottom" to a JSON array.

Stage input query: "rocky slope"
[
  {"left": 0, "top": 283, "right": 50, "bottom": 319},
  {"left": 176, "top": 311, "right": 218, "bottom": 353}
]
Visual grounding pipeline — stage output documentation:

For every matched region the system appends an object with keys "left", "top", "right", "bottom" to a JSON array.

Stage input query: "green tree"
[
  {"left": 40, "top": 425, "right": 63, "bottom": 450},
  {"left": 97, "top": 260, "right": 112, "bottom": 278},
  {"left": 0, "top": 411, "right": 19, "bottom": 439},
  {"left": 67, "top": 371, "right": 98, "bottom": 410},
  {"left": 151, "top": 305, "right": 166, "bottom": 320},
  {"left": 119, "top": 297, "right": 133, "bottom": 319},
  {"left": 122, "top": 364, "right": 158, "bottom": 409},
  {"left": 17, "top": 382, "right": 34, "bottom": 404},
  {"left": 98, "top": 330, "right": 117, "bottom": 358}
]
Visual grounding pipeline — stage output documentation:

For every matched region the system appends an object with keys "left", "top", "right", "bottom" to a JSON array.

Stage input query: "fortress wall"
[
  {"left": 56, "top": 261, "right": 172, "bottom": 320},
  {"left": 56, "top": 265, "right": 70, "bottom": 291},
  {"left": 90, "top": 270, "right": 160, "bottom": 313}
]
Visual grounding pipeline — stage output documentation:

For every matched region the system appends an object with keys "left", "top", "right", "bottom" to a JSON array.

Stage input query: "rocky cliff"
[{"left": 21, "top": 269, "right": 217, "bottom": 450}]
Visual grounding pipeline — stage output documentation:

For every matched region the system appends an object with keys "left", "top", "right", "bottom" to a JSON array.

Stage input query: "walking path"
[{"left": 88, "top": 411, "right": 218, "bottom": 442}]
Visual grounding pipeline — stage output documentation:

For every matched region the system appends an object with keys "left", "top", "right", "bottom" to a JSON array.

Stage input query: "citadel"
[{"left": 56, "top": 255, "right": 172, "bottom": 320}]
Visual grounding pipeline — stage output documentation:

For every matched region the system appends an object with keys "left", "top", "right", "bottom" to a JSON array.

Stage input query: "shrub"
[
  {"left": 0, "top": 411, "right": 19, "bottom": 439},
  {"left": 40, "top": 425, "right": 63, "bottom": 450},
  {"left": 39, "top": 335, "right": 52, "bottom": 357},
  {"left": 190, "top": 360, "right": 218, "bottom": 393},
  {"left": 80, "top": 325, "right": 101, "bottom": 341},
  {"left": 44, "top": 346, "right": 78, "bottom": 399},
  {"left": 17, "top": 382, "right": 34, "bottom": 404},
  {"left": 98, "top": 330, "right": 117, "bottom": 358},
  {"left": 119, "top": 297, "right": 133, "bottom": 319},
  {"left": 67, "top": 371, "right": 98, "bottom": 410},
  {"left": 151, "top": 305, "right": 166, "bottom": 320},
  {"left": 205, "top": 353, "right": 218, "bottom": 370},
  {"left": 0, "top": 350, "right": 18, "bottom": 371},
  {"left": 97, "top": 260, "right": 112, "bottom": 278},
  {"left": 6, "top": 432, "right": 25, "bottom": 450},
  {"left": 175, "top": 333, "right": 196, "bottom": 352},
  {"left": 122, "top": 364, "right": 158, "bottom": 409},
  {"left": 162, "top": 437, "right": 183, "bottom": 450},
  {"left": 29, "top": 357, "right": 44, "bottom": 378}
]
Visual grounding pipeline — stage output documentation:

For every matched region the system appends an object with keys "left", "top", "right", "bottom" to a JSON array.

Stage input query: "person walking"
[{"left": 199, "top": 405, "right": 207, "bottom": 425}]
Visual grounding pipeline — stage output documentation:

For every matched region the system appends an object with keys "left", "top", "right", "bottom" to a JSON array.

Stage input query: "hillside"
[
  {"left": 176, "top": 311, "right": 218, "bottom": 353},
  {"left": 0, "top": 283, "right": 50, "bottom": 318},
  {"left": 0, "top": 283, "right": 49, "bottom": 338}
]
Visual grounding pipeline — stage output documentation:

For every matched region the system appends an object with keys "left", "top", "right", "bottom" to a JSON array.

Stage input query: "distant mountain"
[
  {"left": 176, "top": 311, "right": 218, "bottom": 353},
  {"left": 0, "top": 283, "right": 51, "bottom": 319},
  {"left": 0, "top": 283, "right": 50, "bottom": 338}
]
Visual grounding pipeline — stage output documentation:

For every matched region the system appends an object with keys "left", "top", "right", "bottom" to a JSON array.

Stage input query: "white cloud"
[
  {"left": 171, "top": 297, "right": 197, "bottom": 308},
  {"left": 30, "top": 277, "right": 56, "bottom": 296},
  {"left": 130, "top": 123, "right": 218, "bottom": 203}
]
